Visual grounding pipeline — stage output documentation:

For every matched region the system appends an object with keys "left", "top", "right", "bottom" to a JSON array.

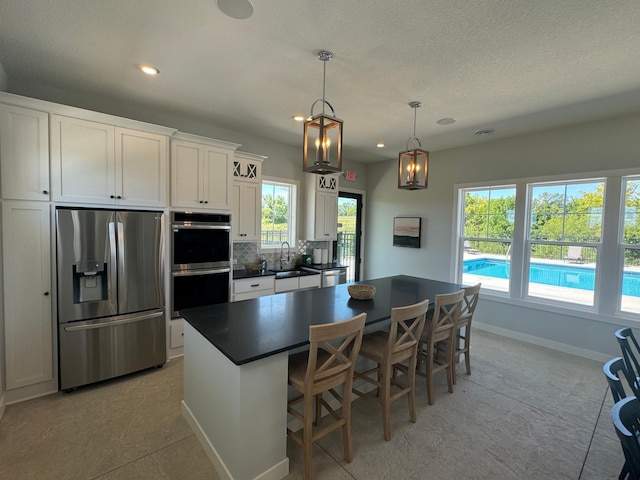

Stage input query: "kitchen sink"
[{"left": 273, "top": 270, "right": 302, "bottom": 278}]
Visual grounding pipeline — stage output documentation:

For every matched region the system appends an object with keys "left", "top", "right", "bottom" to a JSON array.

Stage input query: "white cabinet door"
[
  {"left": 322, "top": 191, "right": 338, "bottom": 240},
  {"left": 171, "top": 141, "right": 203, "bottom": 209},
  {"left": 116, "top": 128, "right": 167, "bottom": 207},
  {"left": 274, "top": 277, "right": 299, "bottom": 293},
  {"left": 312, "top": 191, "right": 338, "bottom": 240},
  {"left": 299, "top": 274, "right": 321, "bottom": 290},
  {"left": 203, "top": 145, "right": 232, "bottom": 210},
  {"left": 2, "top": 201, "right": 53, "bottom": 390},
  {"left": 0, "top": 104, "right": 50, "bottom": 201},
  {"left": 241, "top": 182, "right": 260, "bottom": 241},
  {"left": 51, "top": 115, "right": 116, "bottom": 204},
  {"left": 233, "top": 277, "right": 274, "bottom": 301},
  {"left": 232, "top": 182, "right": 260, "bottom": 241},
  {"left": 52, "top": 116, "right": 168, "bottom": 206},
  {"left": 171, "top": 140, "right": 233, "bottom": 210},
  {"left": 304, "top": 173, "right": 339, "bottom": 241}
]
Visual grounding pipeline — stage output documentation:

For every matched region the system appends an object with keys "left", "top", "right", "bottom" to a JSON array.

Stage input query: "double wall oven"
[{"left": 171, "top": 211, "right": 231, "bottom": 318}]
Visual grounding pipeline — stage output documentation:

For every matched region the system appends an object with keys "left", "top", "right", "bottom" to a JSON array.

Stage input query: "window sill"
[{"left": 479, "top": 289, "right": 640, "bottom": 327}]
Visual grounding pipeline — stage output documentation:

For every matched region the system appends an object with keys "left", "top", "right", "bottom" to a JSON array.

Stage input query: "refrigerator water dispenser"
[{"left": 73, "top": 260, "right": 107, "bottom": 303}]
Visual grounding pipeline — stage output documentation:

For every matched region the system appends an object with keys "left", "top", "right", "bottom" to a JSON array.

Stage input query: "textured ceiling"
[{"left": 1, "top": 0, "right": 640, "bottom": 163}]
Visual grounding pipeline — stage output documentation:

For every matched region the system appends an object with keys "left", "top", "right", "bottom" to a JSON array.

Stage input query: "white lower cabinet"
[
  {"left": 275, "top": 274, "right": 321, "bottom": 294},
  {"left": 170, "top": 319, "right": 185, "bottom": 349},
  {"left": 274, "top": 277, "right": 298, "bottom": 294},
  {"left": 2, "top": 201, "right": 53, "bottom": 390},
  {"left": 299, "top": 274, "right": 321, "bottom": 290},
  {"left": 233, "top": 277, "right": 275, "bottom": 301}
]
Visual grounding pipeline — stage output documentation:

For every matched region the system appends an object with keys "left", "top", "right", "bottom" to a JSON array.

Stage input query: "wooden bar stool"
[
  {"left": 287, "top": 313, "right": 366, "bottom": 480},
  {"left": 352, "top": 299, "right": 429, "bottom": 441},
  {"left": 416, "top": 290, "right": 465, "bottom": 405}
]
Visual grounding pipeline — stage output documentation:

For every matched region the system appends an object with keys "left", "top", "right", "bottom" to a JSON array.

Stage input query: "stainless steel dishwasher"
[{"left": 321, "top": 268, "right": 347, "bottom": 287}]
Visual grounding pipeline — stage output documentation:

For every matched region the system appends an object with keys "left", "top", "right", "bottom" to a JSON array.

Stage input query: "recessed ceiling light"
[
  {"left": 437, "top": 118, "right": 456, "bottom": 125},
  {"left": 139, "top": 65, "right": 159, "bottom": 75},
  {"left": 217, "top": 0, "right": 253, "bottom": 19},
  {"left": 475, "top": 128, "right": 495, "bottom": 136},
  {"left": 376, "top": 142, "right": 385, "bottom": 148},
  {"left": 293, "top": 115, "right": 305, "bottom": 122}
]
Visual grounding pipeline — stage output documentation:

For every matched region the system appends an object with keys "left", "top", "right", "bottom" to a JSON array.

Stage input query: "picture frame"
[{"left": 393, "top": 217, "right": 421, "bottom": 248}]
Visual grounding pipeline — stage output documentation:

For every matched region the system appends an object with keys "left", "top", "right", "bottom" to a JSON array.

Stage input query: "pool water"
[{"left": 463, "top": 258, "right": 640, "bottom": 297}]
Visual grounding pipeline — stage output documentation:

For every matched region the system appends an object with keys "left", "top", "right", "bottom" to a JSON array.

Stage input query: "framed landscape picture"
[{"left": 393, "top": 217, "right": 421, "bottom": 248}]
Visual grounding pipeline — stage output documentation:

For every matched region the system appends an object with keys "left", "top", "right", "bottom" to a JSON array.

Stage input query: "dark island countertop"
[{"left": 181, "top": 275, "right": 464, "bottom": 366}]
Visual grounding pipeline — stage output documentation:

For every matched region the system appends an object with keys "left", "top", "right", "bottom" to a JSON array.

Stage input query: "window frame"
[
  {"left": 459, "top": 185, "right": 517, "bottom": 294},
  {"left": 260, "top": 176, "right": 299, "bottom": 252},
  {"left": 453, "top": 168, "right": 640, "bottom": 326},
  {"left": 522, "top": 178, "right": 606, "bottom": 308}
]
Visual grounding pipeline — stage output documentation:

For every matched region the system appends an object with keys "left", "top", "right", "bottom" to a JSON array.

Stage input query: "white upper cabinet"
[
  {"left": 232, "top": 152, "right": 265, "bottom": 241},
  {"left": 304, "top": 173, "right": 339, "bottom": 240},
  {"left": 171, "top": 138, "right": 236, "bottom": 210},
  {"left": 0, "top": 103, "right": 50, "bottom": 201},
  {"left": 232, "top": 154, "right": 262, "bottom": 183},
  {"left": 51, "top": 115, "right": 168, "bottom": 207},
  {"left": 117, "top": 127, "right": 168, "bottom": 207}
]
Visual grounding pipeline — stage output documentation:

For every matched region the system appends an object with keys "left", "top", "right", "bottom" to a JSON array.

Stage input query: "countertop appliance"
[
  {"left": 56, "top": 208, "right": 165, "bottom": 391},
  {"left": 171, "top": 211, "right": 231, "bottom": 318}
]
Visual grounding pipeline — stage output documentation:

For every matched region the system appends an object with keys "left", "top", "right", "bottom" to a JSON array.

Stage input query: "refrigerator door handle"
[
  {"left": 171, "top": 267, "right": 231, "bottom": 277},
  {"left": 108, "top": 220, "right": 119, "bottom": 311},
  {"left": 64, "top": 310, "right": 164, "bottom": 332},
  {"left": 116, "top": 221, "right": 126, "bottom": 306}
]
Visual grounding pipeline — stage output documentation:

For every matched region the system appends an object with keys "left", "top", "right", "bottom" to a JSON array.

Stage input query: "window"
[
  {"left": 460, "top": 186, "right": 516, "bottom": 292},
  {"left": 621, "top": 176, "right": 640, "bottom": 314},
  {"left": 261, "top": 178, "right": 297, "bottom": 249},
  {"left": 526, "top": 180, "right": 604, "bottom": 305}
]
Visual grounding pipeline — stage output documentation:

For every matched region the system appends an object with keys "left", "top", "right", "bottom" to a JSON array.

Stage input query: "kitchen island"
[{"left": 181, "top": 275, "right": 464, "bottom": 480}]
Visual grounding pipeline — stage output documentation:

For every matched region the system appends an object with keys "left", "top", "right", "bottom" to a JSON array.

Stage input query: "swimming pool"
[{"left": 463, "top": 258, "right": 640, "bottom": 297}]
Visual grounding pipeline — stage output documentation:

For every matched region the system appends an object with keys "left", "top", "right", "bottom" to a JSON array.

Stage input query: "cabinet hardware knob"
[
  {"left": 44, "top": 292, "right": 50, "bottom": 296},
  {"left": 42, "top": 190, "right": 49, "bottom": 194},
  {"left": 204, "top": 200, "right": 208, "bottom": 204},
  {"left": 110, "top": 195, "right": 115, "bottom": 199},
  {"left": 117, "top": 196, "right": 122, "bottom": 199},
  {"left": 199, "top": 200, "right": 203, "bottom": 204}
]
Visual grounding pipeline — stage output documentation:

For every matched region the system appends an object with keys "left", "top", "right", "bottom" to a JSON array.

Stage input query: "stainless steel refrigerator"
[{"left": 56, "top": 208, "right": 165, "bottom": 390}]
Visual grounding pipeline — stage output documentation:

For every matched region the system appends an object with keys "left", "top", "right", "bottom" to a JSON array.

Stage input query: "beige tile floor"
[{"left": 0, "top": 330, "right": 626, "bottom": 479}]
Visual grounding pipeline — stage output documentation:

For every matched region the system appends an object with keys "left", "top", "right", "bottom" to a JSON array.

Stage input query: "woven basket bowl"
[
  {"left": 348, "top": 284, "right": 376, "bottom": 300},
  {"left": 244, "top": 263, "right": 261, "bottom": 272}
]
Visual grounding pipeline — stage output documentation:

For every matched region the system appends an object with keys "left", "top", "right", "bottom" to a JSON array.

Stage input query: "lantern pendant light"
[
  {"left": 398, "top": 101, "right": 429, "bottom": 190},
  {"left": 303, "top": 50, "right": 343, "bottom": 174}
]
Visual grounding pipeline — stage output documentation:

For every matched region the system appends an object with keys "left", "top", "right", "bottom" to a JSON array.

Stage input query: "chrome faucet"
[{"left": 280, "top": 241, "right": 290, "bottom": 270}]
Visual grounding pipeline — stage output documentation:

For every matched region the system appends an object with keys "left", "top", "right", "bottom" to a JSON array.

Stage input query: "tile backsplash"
[{"left": 233, "top": 241, "right": 330, "bottom": 270}]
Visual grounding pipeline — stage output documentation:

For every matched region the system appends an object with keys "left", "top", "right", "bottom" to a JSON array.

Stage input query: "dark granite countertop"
[
  {"left": 181, "top": 275, "right": 464, "bottom": 366},
  {"left": 302, "top": 263, "right": 348, "bottom": 271}
]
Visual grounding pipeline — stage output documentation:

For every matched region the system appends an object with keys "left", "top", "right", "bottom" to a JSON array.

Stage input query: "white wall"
[
  {"left": 0, "top": 60, "right": 6, "bottom": 417},
  {"left": 366, "top": 113, "right": 640, "bottom": 359},
  {"left": 0, "top": 60, "right": 7, "bottom": 91}
]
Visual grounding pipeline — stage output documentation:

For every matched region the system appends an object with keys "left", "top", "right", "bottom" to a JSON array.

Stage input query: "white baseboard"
[
  {"left": 182, "top": 400, "right": 289, "bottom": 480},
  {"left": 182, "top": 400, "right": 234, "bottom": 480},
  {"left": 473, "top": 321, "right": 611, "bottom": 363}
]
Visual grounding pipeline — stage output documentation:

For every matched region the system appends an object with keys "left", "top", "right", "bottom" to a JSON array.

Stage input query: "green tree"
[{"left": 262, "top": 194, "right": 288, "bottom": 226}]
